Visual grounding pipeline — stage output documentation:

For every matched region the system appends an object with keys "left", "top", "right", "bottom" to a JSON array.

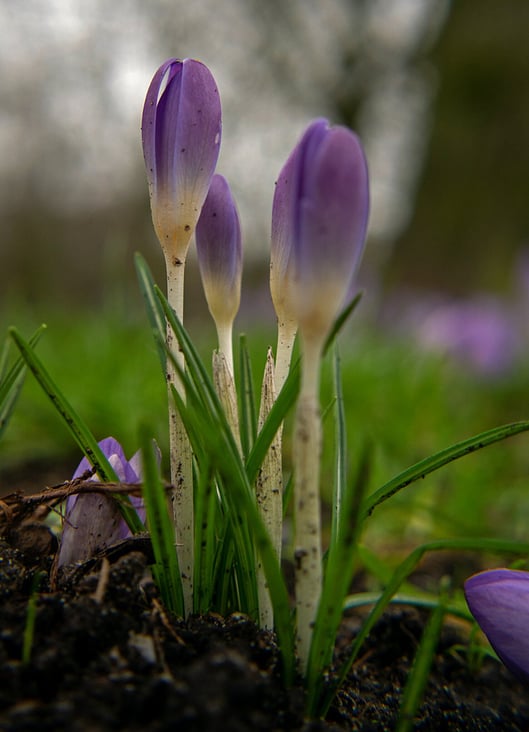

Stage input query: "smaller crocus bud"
[
  {"left": 464, "top": 569, "right": 529, "bottom": 683},
  {"left": 196, "top": 174, "right": 242, "bottom": 376},
  {"left": 57, "top": 437, "right": 145, "bottom": 567},
  {"left": 141, "top": 58, "right": 222, "bottom": 262}
]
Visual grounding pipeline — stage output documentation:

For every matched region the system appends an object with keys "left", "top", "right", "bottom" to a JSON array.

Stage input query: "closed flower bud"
[
  {"left": 142, "top": 58, "right": 222, "bottom": 260},
  {"left": 196, "top": 174, "right": 242, "bottom": 333},
  {"left": 271, "top": 118, "right": 369, "bottom": 345}
]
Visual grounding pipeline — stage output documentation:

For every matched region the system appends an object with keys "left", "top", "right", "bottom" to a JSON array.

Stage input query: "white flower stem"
[
  {"left": 212, "top": 349, "right": 241, "bottom": 454},
  {"left": 256, "top": 348, "right": 283, "bottom": 629},
  {"left": 274, "top": 318, "right": 298, "bottom": 394},
  {"left": 165, "top": 252, "right": 194, "bottom": 617},
  {"left": 215, "top": 320, "right": 234, "bottom": 380},
  {"left": 293, "top": 333, "right": 324, "bottom": 672}
]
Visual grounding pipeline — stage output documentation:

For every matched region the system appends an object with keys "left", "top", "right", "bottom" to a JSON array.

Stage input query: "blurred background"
[
  {"left": 1, "top": 0, "right": 527, "bottom": 305},
  {"left": 1, "top": 0, "right": 529, "bottom": 543}
]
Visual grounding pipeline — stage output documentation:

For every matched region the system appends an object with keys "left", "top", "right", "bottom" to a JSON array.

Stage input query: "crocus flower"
[
  {"left": 464, "top": 569, "right": 529, "bottom": 683},
  {"left": 271, "top": 117, "right": 369, "bottom": 346},
  {"left": 141, "top": 58, "right": 222, "bottom": 261},
  {"left": 272, "top": 119, "right": 369, "bottom": 671},
  {"left": 57, "top": 437, "right": 145, "bottom": 567},
  {"left": 196, "top": 174, "right": 242, "bottom": 360}
]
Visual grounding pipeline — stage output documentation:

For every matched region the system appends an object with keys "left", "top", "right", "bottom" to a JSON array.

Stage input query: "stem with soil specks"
[
  {"left": 256, "top": 348, "right": 283, "bottom": 628},
  {"left": 274, "top": 318, "right": 297, "bottom": 395},
  {"left": 165, "top": 253, "right": 194, "bottom": 617},
  {"left": 293, "top": 334, "right": 324, "bottom": 671}
]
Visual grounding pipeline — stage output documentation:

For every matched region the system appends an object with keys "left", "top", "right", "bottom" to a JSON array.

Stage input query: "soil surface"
[{"left": 1, "top": 489, "right": 528, "bottom": 730}]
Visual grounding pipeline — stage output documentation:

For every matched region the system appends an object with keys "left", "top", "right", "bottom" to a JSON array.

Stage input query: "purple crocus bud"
[
  {"left": 196, "top": 174, "right": 242, "bottom": 338},
  {"left": 271, "top": 118, "right": 369, "bottom": 344},
  {"left": 57, "top": 437, "right": 145, "bottom": 567},
  {"left": 464, "top": 569, "right": 529, "bottom": 683},
  {"left": 141, "top": 58, "right": 222, "bottom": 260}
]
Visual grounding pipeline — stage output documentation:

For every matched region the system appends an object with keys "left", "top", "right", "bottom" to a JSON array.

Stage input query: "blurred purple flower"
[
  {"left": 465, "top": 569, "right": 529, "bottom": 683},
  {"left": 416, "top": 297, "right": 518, "bottom": 376},
  {"left": 141, "top": 58, "right": 222, "bottom": 259},
  {"left": 271, "top": 118, "right": 369, "bottom": 342},
  {"left": 57, "top": 437, "right": 145, "bottom": 567},
  {"left": 196, "top": 174, "right": 242, "bottom": 330}
]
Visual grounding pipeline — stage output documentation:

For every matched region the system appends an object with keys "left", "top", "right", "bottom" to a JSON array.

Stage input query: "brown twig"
[{"left": 0, "top": 478, "right": 172, "bottom": 532}]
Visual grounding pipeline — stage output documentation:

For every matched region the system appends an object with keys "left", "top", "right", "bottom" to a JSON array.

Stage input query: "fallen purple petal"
[{"left": 57, "top": 437, "right": 145, "bottom": 567}]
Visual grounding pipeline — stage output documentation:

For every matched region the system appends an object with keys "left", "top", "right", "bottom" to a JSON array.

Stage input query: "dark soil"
[{"left": 1, "top": 496, "right": 529, "bottom": 730}]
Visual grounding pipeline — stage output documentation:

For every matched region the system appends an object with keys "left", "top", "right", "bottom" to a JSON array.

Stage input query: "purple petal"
[
  {"left": 57, "top": 493, "right": 124, "bottom": 567},
  {"left": 141, "top": 58, "right": 181, "bottom": 199},
  {"left": 270, "top": 119, "right": 328, "bottom": 318},
  {"left": 196, "top": 174, "right": 242, "bottom": 324},
  {"left": 71, "top": 436, "right": 139, "bottom": 483},
  {"left": 270, "top": 118, "right": 369, "bottom": 339},
  {"left": 58, "top": 437, "right": 145, "bottom": 567},
  {"left": 465, "top": 569, "right": 529, "bottom": 682},
  {"left": 416, "top": 298, "right": 517, "bottom": 376},
  {"left": 141, "top": 58, "right": 222, "bottom": 251},
  {"left": 297, "top": 126, "right": 369, "bottom": 291}
]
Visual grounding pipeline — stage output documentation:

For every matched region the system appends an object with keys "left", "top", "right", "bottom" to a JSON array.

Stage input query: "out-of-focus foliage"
[{"left": 386, "top": 0, "right": 529, "bottom": 295}]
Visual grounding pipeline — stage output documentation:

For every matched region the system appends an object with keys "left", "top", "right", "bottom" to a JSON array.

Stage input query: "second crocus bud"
[{"left": 196, "top": 174, "right": 242, "bottom": 375}]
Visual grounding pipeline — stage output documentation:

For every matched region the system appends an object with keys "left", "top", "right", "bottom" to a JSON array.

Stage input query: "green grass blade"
[
  {"left": 330, "top": 345, "right": 347, "bottom": 551},
  {"left": 0, "top": 326, "right": 46, "bottom": 441},
  {"left": 307, "top": 348, "right": 370, "bottom": 717},
  {"left": 169, "top": 378, "right": 258, "bottom": 611},
  {"left": 170, "top": 375, "right": 296, "bottom": 679},
  {"left": 343, "top": 592, "right": 471, "bottom": 622},
  {"left": 363, "top": 420, "right": 529, "bottom": 518},
  {"left": 245, "top": 298, "right": 359, "bottom": 488},
  {"left": 320, "top": 536, "right": 529, "bottom": 717},
  {"left": 193, "top": 454, "right": 228, "bottom": 615},
  {"left": 0, "top": 337, "right": 9, "bottom": 381},
  {"left": 134, "top": 252, "right": 167, "bottom": 372},
  {"left": 396, "top": 590, "right": 447, "bottom": 732},
  {"left": 155, "top": 302, "right": 296, "bottom": 680},
  {"left": 306, "top": 447, "right": 370, "bottom": 717},
  {"left": 245, "top": 360, "right": 300, "bottom": 485},
  {"left": 22, "top": 571, "right": 44, "bottom": 665},
  {"left": 140, "top": 425, "right": 184, "bottom": 616},
  {"left": 155, "top": 285, "right": 226, "bottom": 420},
  {"left": 9, "top": 327, "right": 143, "bottom": 533},
  {"left": 322, "top": 292, "right": 362, "bottom": 356},
  {"left": 238, "top": 334, "right": 257, "bottom": 460}
]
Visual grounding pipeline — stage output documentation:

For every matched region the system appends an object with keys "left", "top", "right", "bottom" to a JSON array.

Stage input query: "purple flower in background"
[
  {"left": 57, "top": 437, "right": 145, "bottom": 567},
  {"left": 417, "top": 298, "right": 518, "bottom": 376},
  {"left": 141, "top": 58, "right": 222, "bottom": 259},
  {"left": 271, "top": 118, "right": 369, "bottom": 343},
  {"left": 196, "top": 174, "right": 242, "bottom": 334},
  {"left": 464, "top": 569, "right": 529, "bottom": 683}
]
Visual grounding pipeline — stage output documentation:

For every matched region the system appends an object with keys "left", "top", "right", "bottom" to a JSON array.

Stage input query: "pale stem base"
[
  {"left": 215, "top": 320, "right": 234, "bottom": 379},
  {"left": 293, "top": 335, "right": 323, "bottom": 671},
  {"left": 256, "top": 348, "right": 283, "bottom": 629},
  {"left": 274, "top": 318, "right": 298, "bottom": 394},
  {"left": 212, "top": 350, "right": 241, "bottom": 454},
  {"left": 165, "top": 254, "right": 194, "bottom": 617}
]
